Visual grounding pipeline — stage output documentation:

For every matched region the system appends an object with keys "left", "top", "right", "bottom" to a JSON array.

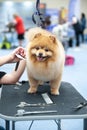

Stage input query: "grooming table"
[{"left": 0, "top": 82, "right": 87, "bottom": 130}]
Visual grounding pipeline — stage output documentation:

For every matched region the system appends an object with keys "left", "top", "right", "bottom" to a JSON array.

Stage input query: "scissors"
[
  {"left": 15, "top": 109, "right": 57, "bottom": 116},
  {"left": 16, "top": 102, "right": 47, "bottom": 108},
  {"left": 73, "top": 102, "right": 87, "bottom": 110}
]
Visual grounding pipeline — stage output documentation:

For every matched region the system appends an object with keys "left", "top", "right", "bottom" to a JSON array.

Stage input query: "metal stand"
[
  {"left": 55, "top": 119, "right": 61, "bottom": 130},
  {"left": 28, "top": 121, "right": 34, "bottom": 130},
  {"left": 84, "top": 119, "right": 87, "bottom": 130},
  {"left": 28, "top": 120, "right": 61, "bottom": 130},
  {"left": 12, "top": 121, "right": 15, "bottom": 130},
  {"left": 5, "top": 120, "right": 10, "bottom": 130}
]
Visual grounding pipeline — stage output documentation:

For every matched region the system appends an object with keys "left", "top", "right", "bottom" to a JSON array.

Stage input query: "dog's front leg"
[
  {"left": 50, "top": 80, "right": 60, "bottom": 95},
  {"left": 27, "top": 77, "right": 39, "bottom": 94},
  {"left": 50, "top": 73, "right": 62, "bottom": 95}
]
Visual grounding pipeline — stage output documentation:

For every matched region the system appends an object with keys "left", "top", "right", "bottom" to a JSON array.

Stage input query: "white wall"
[
  {"left": 39, "top": 0, "right": 87, "bottom": 19},
  {"left": 0, "top": 0, "right": 70, "bottom": 9},
  {"left": 38, "top": 0, "right": 70, "bottom": 9},
  {"left": 0, "top": 0, "right": 86, "bottom": 19},
  {"left": 40, "top": 0, "right": 87, "bottom": 20}
]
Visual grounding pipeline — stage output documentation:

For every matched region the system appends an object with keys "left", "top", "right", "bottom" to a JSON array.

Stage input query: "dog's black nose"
[{"left": 39, "top": 53, "right": 43, "bottom": 57}]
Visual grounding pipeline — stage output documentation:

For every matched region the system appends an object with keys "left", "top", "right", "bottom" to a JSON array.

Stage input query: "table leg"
[
  {"left": 83, "top": 119, "right": 87, "bottom": 130},
  {"left": 54, "top": 119, "right": 61, "bottom": 130},
  {"left": 5, "top": 120, "right": 10, "bottom": 130},
  {"left": 28, "top": 121, "right": 34, "bottom": 130},
  {"left": 12, "top": 121, "right": 15, "bottom": 130}
]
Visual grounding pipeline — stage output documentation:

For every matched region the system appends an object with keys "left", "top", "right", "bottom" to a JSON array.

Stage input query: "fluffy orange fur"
[{"left": 26, "top": 27, "right": 65, "bottom": 95}]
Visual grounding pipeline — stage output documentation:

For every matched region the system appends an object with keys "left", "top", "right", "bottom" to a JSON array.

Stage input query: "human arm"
[{"left": 0, "top": 47, "right": 26, "bottom": 66}]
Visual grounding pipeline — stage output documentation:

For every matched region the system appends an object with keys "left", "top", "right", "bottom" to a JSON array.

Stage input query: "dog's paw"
[
  {"left": 51, "top": 88, "right": 59, "bottom": 95},
  {"left": 27, "top": 87, "right": 37, "bottom": 94},
  {"left": 38, "top": 81, "right": 44, "bottom": 86}
]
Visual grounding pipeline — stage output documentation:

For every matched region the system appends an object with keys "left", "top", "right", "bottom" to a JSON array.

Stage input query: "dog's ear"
[
  {"left": 49, "top": 36, "right": 56, "bottom": 43},
  {"left": 34, "top": 33, "right": 42, "bottom": 39}
]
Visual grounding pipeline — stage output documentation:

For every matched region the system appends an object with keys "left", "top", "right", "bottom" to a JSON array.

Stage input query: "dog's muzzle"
[{"left": 37, "top": 53, "right": 47, "bottom": 61}]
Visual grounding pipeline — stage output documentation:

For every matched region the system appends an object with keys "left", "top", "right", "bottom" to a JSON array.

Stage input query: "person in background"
[
  {"left": 72, "top": 16, "right": 82, "bottom": 47},
  {"left": 44, "top": 15, "right": 57, "bottom": 32},
  {"left": 13, "top": 14, "right": 25, "bottom": 46},
  {"left": 80, "top": 13, "right": 86, "bottom": 43},
  {"left": 0, "top": 46, "right": 26, "bottom": 84},
  {"left": 44, "top": 15, "right": 51, "bottom": 31}
]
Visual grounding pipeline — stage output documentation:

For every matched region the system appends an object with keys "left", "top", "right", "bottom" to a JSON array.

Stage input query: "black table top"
[{"left": 0, "top": 81, "right": 87, "bottom": 121}]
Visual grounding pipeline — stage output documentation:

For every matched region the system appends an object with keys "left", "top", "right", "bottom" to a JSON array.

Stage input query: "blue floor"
[{"left": 0, "top": 42, "right": 87, "bottom": 130}]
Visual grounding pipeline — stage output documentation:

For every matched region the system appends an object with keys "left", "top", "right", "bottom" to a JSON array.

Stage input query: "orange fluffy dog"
[{"left": 26, "top": 27, "right": 65, "bottom": 95}]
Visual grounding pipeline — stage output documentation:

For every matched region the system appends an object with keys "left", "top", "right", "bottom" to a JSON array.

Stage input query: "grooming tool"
[
  {"left": 16, "top": 82, "right": 22, "bottom": 86},
  {"left": 42, "top": 93, "right": 53, "bottom": 104},
  {"left": 15, "top": 54, "right": 26, "bottom": 60},
  {"left": 14, "top": 82, "right": 22, "bottom": 89},
  {"left": 15, "top": 54, "right": 25, "bottom": 71},
  {"left": 16, "top": 102, "right": 47, "bottom": 108},
  {"left": 15, "top": 62, "right": 19, "bottom": 71},
  {"left": 73, "top": 102, "right": 87, "bottom": 110},
  {"left": 15, "top": 109, "right": 57, "bottom": 116}
]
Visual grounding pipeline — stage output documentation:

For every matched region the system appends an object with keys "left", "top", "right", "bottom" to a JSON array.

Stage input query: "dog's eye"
[
  {"left": 36, "top": 47, "right": 40, "bottom": 50},
  {"left": 45, "top": 48, "right": 49, "bottom": 52}
]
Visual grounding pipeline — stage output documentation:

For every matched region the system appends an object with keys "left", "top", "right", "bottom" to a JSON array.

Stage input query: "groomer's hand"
[{"left": 10, "top": 47, "right": 26, "bottom": 62}]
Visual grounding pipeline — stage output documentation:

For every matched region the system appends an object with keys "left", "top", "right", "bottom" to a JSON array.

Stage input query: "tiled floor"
[{"left": 0, "top": 42, "right": 87, "bottom": 130}]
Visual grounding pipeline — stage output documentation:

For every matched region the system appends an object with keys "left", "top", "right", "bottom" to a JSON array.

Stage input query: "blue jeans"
[{"left": 0, "top": 126, "right": 5, "bottom": 130}]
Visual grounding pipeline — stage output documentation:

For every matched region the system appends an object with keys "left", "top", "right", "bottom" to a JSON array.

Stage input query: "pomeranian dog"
[{"left": 26, "top": 27, "right": 65, "bottom": 95}]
